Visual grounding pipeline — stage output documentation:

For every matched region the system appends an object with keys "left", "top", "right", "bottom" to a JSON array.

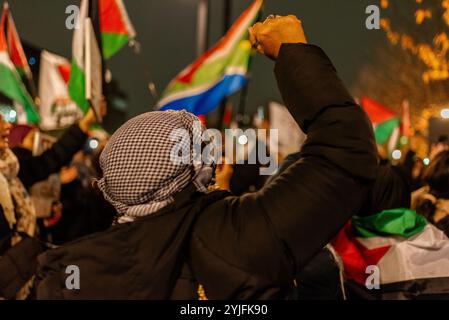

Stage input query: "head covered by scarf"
[{"left": 97, "top": 110, "right": 216, "bottom": 223}]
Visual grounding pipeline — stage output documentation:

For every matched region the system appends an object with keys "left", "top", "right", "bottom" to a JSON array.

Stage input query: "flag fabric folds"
[
  {"left": 39, "top": 50, "right": 82, "bottom": 130},
  {"left": 69, "top": 0, "right": 135, "bottom": 114},
  {"left": 156, "top": 0, "right": 263, "bottom": 115},
  {"left": 68, "top": 0, "right": 90, "bottom": 114},
  {"left": 5, "top": 4, "right": 34, "bottom": 97},
  {"left": 332, "top": 208, "right": 449, "bottom": 298},
  {"left": 361, "top": 96, "right": 400, "bottom": 146},
  {"left": 0, "top": 3, "right": 39, "bottom": 124},
  {"left": 99, "top": 0, "right": 136, "bottom": 59},
  {"left": 84, "top": 17, "right": 103, "bottom": 122}
]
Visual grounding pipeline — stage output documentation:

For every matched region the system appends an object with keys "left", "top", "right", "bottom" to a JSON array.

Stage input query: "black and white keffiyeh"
[{"left": 97, "top": 110, "right": 215, "bottom": 223}]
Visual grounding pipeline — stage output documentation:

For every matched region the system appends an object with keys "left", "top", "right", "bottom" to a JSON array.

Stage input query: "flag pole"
[
  {"left": 88, "top": 0, "right": 105, "bottom": 92},
  {"left": 236, "top": 7, "right": 263, "bottom": 126},
  {"left": 87, "top": 0, "right": 105, "bottom": 123},
  {"left": 197, "top": 0, "right": 211, "bottom": 123},
  {"left": 130, "top": 40, "right": 159, "bottom": 103},
  {"left": 236, "top": 58, "right": 252, "bottom": 126},
  {"left": 197, "top": 0, "right": 209, "bottom": 58},
  {"left": 217, "top": 0, "right": 232, "bottom": 129}
]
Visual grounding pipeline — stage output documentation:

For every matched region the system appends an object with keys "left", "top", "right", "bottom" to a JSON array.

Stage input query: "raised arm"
[
  {"left": 190, "top": 16, "right": 377, "bottom": 299},
  {"left": 15, "top": 109, "right": 97, "bottom": 189}
]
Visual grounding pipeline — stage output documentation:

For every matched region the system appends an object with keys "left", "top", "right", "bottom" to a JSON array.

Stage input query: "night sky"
[{"left": 7, "top": 0, "right": 386, "bottom": 120}]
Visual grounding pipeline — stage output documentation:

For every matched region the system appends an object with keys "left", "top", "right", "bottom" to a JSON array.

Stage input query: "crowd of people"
[{"left": 1, "top": 15, "right": 449, "bottom": 300}]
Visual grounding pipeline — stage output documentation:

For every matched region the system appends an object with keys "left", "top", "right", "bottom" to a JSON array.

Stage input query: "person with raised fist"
[{"left": 37, "top": 15, "right": 377, "bottom": 300}]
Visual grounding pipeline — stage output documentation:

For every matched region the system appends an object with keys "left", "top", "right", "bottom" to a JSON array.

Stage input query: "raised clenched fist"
[{"left": 249, "top": 15, "right": 307, "bottom": 60}]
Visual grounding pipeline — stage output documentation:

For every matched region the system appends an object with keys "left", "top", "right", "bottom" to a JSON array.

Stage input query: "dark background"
[{"left": 7, "top": 0, "right": 385, "bottom": 122}]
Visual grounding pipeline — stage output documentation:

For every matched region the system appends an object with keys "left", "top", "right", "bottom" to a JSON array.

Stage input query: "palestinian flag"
[
  {"left": 68, "top": 0, "right": 89, "bottom": 113},
  {"left": 99, "top": 0, "right": 135, "bottom": 59},
  {"left": 156, "top": 0, "right": 263, "bottom": 115},
  {"left": 0, "top": 3, "right": 39, "bottom": 124},
  {"left": 5, "top": 2, "right": 35, "bottom": 97},
  {"left": 332, "top": 208, "right": 449, "bottom": 299},
  {"left": 361, "top": 97, "right": 400, "bottom": 152},
  {"left": 39, "top": 50, "right": 82, "bottom": 130}
]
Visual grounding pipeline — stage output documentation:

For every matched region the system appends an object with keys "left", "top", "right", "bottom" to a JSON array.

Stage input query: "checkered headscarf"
[{"left": 97, "top": 110, "right": 215, "bottom": 223}]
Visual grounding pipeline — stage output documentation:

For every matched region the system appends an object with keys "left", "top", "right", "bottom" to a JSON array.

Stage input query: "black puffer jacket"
[
  {"left": 188, "top": 44, "right": 377, "bottom": 299},
  {"left": 36, "top": 44, "right": 378, "bottom": 300}
]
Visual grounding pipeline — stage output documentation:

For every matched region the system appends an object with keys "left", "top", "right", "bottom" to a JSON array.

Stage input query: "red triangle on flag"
[
  {"left": 57, "top": 63, "right": 71, "bottom": 84},
  {"left": 332, "top": 222, "right": 391, "bottom": 285},
  {"left": 99, "top": 0, "right": 128, "bottom": 35},
  {"left": 0, "top": 5, "right": 8, "bottom": 51},
  {"left": 361, "top": 96, "right": 397, "bottom": 125},
  {"left": 176, "top": 0, "right": 262, "bottom": 84},
  {"left": 7, "top": 13, "right": 29, "bottom": 70}
]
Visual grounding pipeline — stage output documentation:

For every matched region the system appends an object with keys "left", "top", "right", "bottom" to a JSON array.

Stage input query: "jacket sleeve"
[
  {"left": 190, "top": 44, "right": 378, "bottom": 297},
  {"left": 16, "top": 124, "right": 88, "bottom": 189}
]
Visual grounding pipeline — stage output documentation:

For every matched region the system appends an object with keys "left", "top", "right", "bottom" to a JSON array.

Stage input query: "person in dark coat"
[
  {"left": 36, "top": 15, "right": 378, "bottom": 300},
  {"left": 12, "top": 122, "right": 92, "bottom": 190},
  {"left": 266, "top": 151, "right": 345, "bottom": 300},
  {"left": 42, "top": 163, "right": 116, "bottom": 245},
  {"left": 0, "top": 109, "right": 97, "bottom": 299},
  {"left": 413, "top": 150, "right": 449, "bottom": 237}
]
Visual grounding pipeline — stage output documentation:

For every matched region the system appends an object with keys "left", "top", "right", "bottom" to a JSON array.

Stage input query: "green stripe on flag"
[
  {"left": 375, "top": 118, "right": 400, "bottom": 145},
  {"left": 353, "top": 208, "right": 427, "bottom": 238},
  {"left": 101, "top": 32, "right": 129, "bottom": 59},
  {"left": 164, "top": 40, "right": 252, "bottom": 96},
  {"left": 68, "top": 60, "right": 89, "bottom": 113},
  {"left": 15, "top": 66, "right": 26, "bottom": 77},
  {"left": 0, "top": 63, "right": 39, "bottom": 124}
]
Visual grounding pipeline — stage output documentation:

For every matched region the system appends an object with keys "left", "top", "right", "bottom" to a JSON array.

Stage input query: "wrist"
[{"left": 79, "top": 119, "right": 91, "bottom": 134}]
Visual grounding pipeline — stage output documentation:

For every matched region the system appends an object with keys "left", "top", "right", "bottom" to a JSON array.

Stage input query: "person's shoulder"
[
  {"left": 191, "top": 193, "right": 237, "bottom": 244},
  {"left": 195, "top": 193, "right": 234, "bottom": 223}
]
